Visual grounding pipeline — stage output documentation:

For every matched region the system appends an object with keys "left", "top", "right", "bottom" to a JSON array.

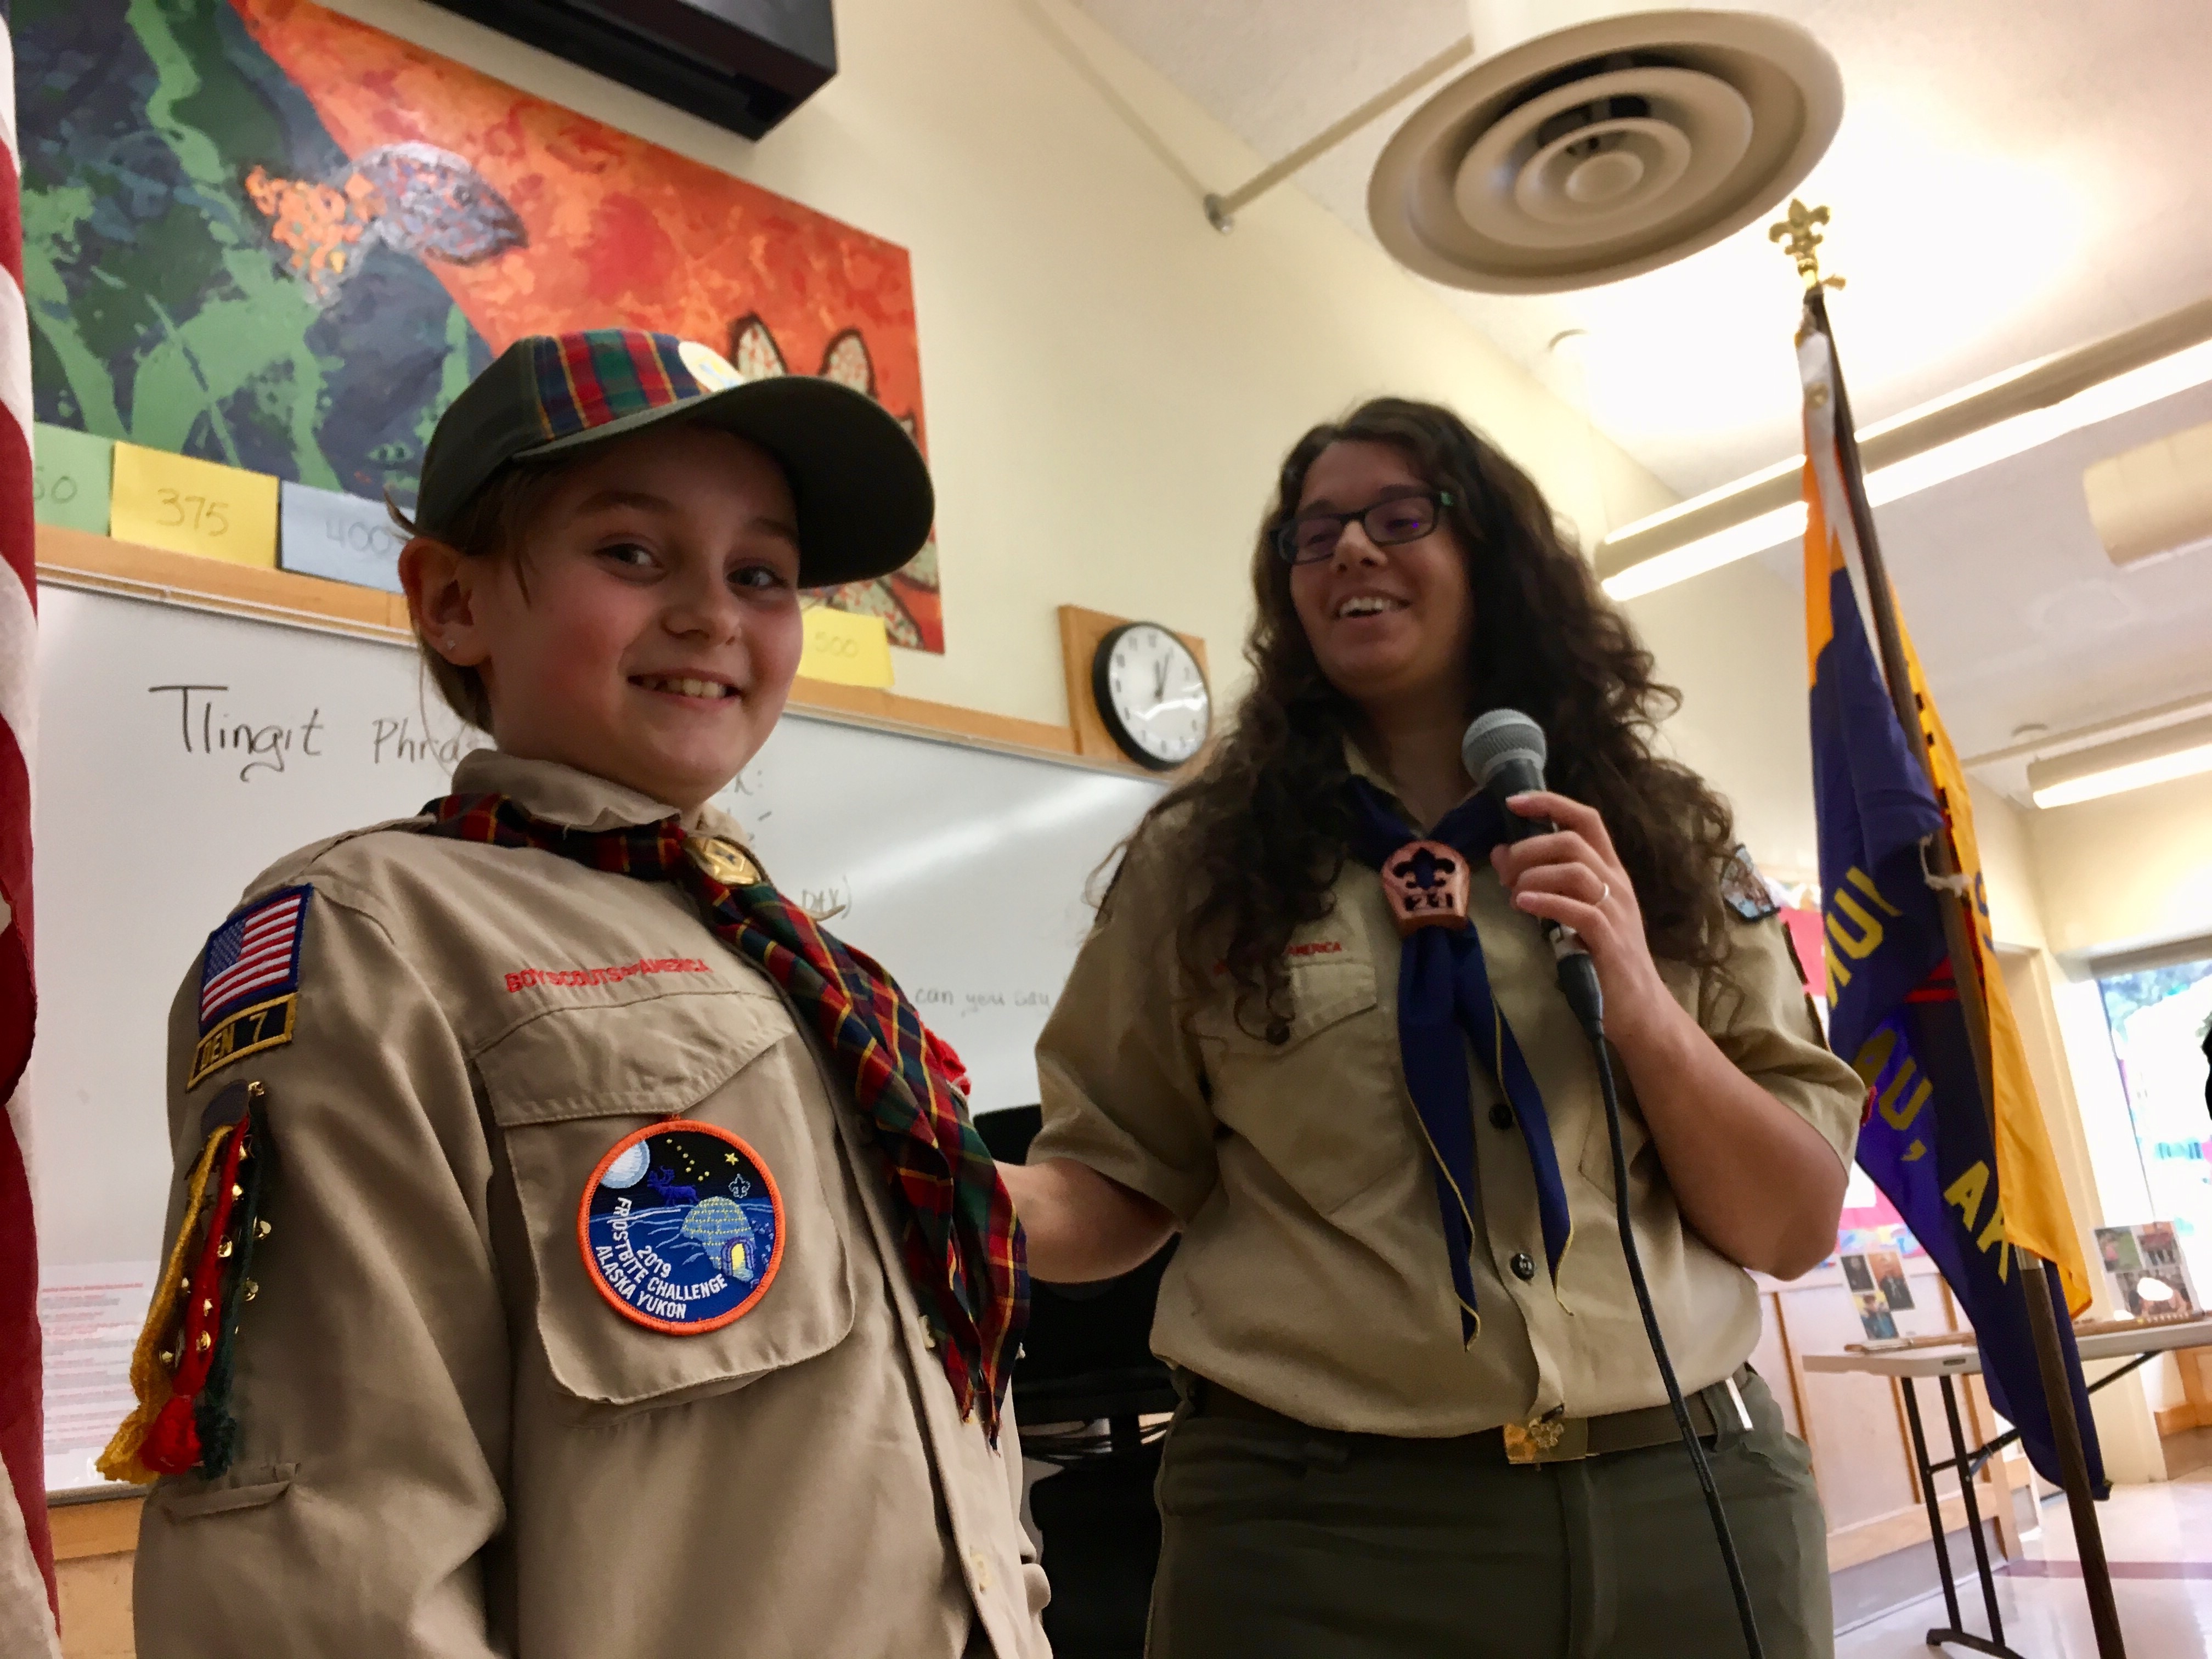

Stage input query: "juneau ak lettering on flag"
[{"left": 1799, "top": 314, "right": 2104, "bottom": 1493}]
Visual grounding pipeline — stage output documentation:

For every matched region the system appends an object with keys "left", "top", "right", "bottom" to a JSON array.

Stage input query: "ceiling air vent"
[
  {"left": 2082, "top": 416, "right": 2212, "bottom": 569},
  {"left": 1369, "top": 4, "right": 1841, "bottom": 293}
]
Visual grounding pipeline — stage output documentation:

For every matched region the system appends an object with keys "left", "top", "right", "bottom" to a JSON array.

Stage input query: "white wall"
[
  {"left": 321, "top": 0, "right": 1830, "bottom": 873},
  {"left": 1996, "top": 945, "right": 2170, "bottom": 1485},
  {"left": 326, "top": 0, "right": 1674, "bottom": 710},
  {"left": 1978, "top": 778, "right": 2187, "bottom": 1479},
  {"left": 1979, "top": 769, "right": 2212, "bottom": 1474},
  {"left": 1627, "top": 566, "right": 1821, "bottom": 882},
  {"left": 1973, "top": 780, "right": 2049, "bottom": 952},
  {"left": 2027, "top": 767, "right": 2212, "bottom": 961}
]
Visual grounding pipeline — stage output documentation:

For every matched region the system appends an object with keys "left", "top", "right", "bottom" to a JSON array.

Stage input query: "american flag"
[
  {"left": 200, "top": 888, "right": 309, "bottom": 1023},
  {"left": 0, "top": 0, "right": 57, "bottom": 1643}
]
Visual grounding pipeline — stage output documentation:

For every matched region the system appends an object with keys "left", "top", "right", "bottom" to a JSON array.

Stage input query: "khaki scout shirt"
[
  {"left": 136, "top": 751, "right": 1049, "bottom": 1659},
  {"left": 1030, "top": 752, "right": 1864, "bottom": 1436}
]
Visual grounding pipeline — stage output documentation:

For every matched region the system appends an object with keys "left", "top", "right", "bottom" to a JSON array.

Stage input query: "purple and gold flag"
[{"left": 1799, "top": 302, "right": 2103, "bottom": 1493}]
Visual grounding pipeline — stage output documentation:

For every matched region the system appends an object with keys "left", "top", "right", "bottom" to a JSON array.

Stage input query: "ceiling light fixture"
[
  {"left": 2081, "top": 415, "right": 2212, "bottom": 569},
  {"left": 1596, "top": 296, "right": 2212, "bottom": 599},
  {"left": 2024, "top": 714, "right": 2212, "bottom": 810}
]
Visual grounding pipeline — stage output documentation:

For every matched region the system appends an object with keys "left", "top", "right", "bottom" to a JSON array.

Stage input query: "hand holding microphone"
[{"left": 1460, "top": 709, "right": 1669, "bottom": 1043}]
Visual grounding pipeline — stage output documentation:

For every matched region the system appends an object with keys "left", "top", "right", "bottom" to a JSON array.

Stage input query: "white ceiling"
[
  {"left": 1747, "top": 380, "right": 2212, "bottom": 764},
  {"left": 1074, "top": 0, "right": 2212, "bottom": 792},
  {"left": 1073, "top": 0, "right": 2212, "bottom": 498}
]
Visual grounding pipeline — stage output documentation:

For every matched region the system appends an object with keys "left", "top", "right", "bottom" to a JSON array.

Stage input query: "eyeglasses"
[{"left": 1274, "top": 491, "right": 1455, "bottom": 564}]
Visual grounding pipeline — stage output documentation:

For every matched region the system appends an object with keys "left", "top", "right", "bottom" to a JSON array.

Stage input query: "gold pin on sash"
[{"left": 686, "top": 836, "right": 763, "bottom": 888}]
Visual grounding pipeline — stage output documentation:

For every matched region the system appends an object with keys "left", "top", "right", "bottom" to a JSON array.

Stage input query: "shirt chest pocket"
[
  {"left": 476, "top": 987, "right": 862, "bottom": 1417},
  {"left": 1193, "top": 952, "right": 1404, "bottom": 1216}
]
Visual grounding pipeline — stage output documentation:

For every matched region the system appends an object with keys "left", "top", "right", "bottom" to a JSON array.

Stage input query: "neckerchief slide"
[{"left": 1344, "top": 777, "right": 1574, "bottom": 1341}]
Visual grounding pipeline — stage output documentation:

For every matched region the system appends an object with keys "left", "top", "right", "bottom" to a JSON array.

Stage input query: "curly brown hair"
[{"left": 1136, "top": 397, "right": 1736, "bottom": 1025}]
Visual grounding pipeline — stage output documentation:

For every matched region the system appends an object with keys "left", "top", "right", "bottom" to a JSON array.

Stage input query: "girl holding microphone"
[{"left": 1004, "top": 398, "right": 1863, "bottom": 1658}]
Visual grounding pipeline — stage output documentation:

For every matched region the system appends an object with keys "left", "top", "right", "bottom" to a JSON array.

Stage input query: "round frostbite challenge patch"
[{"left": 578, "top": 1120, "right": 784, "bottom": 1333}]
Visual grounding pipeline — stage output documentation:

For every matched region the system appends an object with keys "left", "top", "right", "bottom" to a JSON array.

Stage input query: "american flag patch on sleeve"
[{"left": 190, "top": 886, "right": 312, "bottom": 1087}]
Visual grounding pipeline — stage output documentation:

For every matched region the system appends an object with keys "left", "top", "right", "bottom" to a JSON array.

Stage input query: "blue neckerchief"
[{"left": 1345, "top": 777, "right": 1574, "bottom": 1342}]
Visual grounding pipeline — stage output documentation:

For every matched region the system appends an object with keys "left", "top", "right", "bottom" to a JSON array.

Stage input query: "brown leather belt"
[{"left": 1188, "top": 1373, "right": 1737, "bottom": 1465}]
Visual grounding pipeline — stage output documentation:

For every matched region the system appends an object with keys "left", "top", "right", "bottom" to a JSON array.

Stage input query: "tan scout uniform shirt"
[
  {"left": 137, "top": 751, "right": 1049, "bottom": 1659},
  {"left": 1031, "top": 754, "right": 1865, "bottom": 1437}
]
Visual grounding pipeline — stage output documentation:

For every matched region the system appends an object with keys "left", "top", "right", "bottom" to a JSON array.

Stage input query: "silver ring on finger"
[{"left": 1599, "top": 880, "right": 1611, "bottom": 905}]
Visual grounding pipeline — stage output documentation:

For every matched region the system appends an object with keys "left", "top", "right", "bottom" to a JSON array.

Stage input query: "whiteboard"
[{"left": 30, "top": 585, "right": 1162, "bottom": 1269}]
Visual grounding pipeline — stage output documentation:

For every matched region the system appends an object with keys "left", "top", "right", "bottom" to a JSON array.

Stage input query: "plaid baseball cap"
[{"left": 414, "top": 328, "right": 934, "bottom": 586}]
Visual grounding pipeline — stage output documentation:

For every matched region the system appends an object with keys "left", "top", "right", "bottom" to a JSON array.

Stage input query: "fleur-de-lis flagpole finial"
[{"left": 1769, "top": 198, "right": 1845, "bottom": 292}]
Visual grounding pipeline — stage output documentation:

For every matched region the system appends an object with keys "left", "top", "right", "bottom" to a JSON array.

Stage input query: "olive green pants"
[{"left": 1147, "top": 1369, "right": 1831, "bottom": 1659}]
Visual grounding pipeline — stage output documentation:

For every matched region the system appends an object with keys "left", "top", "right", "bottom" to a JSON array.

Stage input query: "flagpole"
[{"left": 1776, "top": 212, "right": 2126, "bottom": 1657}]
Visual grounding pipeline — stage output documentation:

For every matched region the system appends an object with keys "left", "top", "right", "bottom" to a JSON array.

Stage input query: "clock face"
[{"left": 1094, "top": 623, "right": 1210, "bottom": 770}]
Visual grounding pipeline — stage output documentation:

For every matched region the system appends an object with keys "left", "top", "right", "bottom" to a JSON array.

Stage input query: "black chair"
[{"left": 977, "top": 1106, "right": 1176, "bottom": 1658}]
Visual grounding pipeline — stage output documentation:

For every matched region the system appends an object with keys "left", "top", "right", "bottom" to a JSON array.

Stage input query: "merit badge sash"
[
  {"left": 190, "top": 887, "right": 311, "bottom": 1087},
  {"left": 580, "top": 1121, "right": 785, "bottom": 1333}
]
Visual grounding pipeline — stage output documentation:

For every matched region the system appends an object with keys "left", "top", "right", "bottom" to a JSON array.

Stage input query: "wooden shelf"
[
  {"left": 37, "top": 521, "right": 410, "bottom": 641},
  {"left": 48, "top": 1492, "right": 143, "bottom": 1559},
  {"left": 777, "top": 673, "right": 1078, "bottom": 763},
  {"left": 35, "top": 522, "right": 1087, "bottom": 766}
]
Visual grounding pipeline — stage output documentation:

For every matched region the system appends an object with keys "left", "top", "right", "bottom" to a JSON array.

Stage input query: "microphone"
[
  {"left": 1460, "top": 707, "right": 1552, "bottom": 842},
  {"left": 1460, "top": 709, "right": 1602, "bottom": 1029}
]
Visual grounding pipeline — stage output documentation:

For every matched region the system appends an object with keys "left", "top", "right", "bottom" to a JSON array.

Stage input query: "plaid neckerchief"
[{"left": 419, "top": 791, "right": 1028, "bottom": 1441}]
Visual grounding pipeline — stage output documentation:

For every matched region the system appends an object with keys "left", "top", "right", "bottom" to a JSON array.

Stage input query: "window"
[{"left": 2095, "top": 956, "right": 2212, "bottom": 1294}]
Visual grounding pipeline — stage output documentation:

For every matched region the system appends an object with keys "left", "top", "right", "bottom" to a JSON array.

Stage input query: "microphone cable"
[
  {"left": 1554, "top": 952, "right": 1764, "bottom": 1659},
  {"left": 1463, "top": 707, "right": 1764, "bottom": 1657}
]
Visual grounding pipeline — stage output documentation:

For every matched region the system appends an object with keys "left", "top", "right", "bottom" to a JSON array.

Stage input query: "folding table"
[{"left": 1803, "top": 1317, "right": 2212, "bottom": 1657}]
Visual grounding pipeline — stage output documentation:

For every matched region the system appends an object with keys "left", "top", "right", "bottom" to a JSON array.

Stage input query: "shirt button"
[
  {"left": 970, "top": 1550, "right": 992, "bottom": 1593},
  {"left": 1489, "top": 1102, "right": 1515, "bottom": 1131},
  {"left": 1511, "top": 1252, "right": 1537, "bottom": 1282}
]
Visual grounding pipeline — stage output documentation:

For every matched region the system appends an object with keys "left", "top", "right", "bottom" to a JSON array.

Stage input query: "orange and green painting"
[{"left": 19, "top": 0, "right": 943, "bottom": 648}]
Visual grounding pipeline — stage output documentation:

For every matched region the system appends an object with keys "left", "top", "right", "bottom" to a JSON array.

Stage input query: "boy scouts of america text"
[{"left": 505, "top": 957, "right": 713, "bottom": 993}]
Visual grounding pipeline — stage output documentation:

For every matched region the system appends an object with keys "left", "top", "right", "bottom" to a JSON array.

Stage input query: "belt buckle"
[{"left": 1503, "top": 1413, "right": 1588, "bottom": 1465}]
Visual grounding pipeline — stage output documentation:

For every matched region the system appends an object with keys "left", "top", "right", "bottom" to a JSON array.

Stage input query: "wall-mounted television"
[{"left": 422, "top": 0, "right": 837, "bottom": 140}]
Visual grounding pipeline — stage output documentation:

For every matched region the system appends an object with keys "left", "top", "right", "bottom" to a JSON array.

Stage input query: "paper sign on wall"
[
  {"left": 110, "top": 443, "right": 279, "bottom": 567},
  {"left": 799, "top": 603, "right": 894, "bottom": 689},
  {"left": 41, "top": 1260, "right": 156, "bottom": 1494},
  {"left": 33, "top": 423, "right": 114, "bottom": 535},
  {"left": 280, "top": 481, "right": 405, "bottom": 594}
]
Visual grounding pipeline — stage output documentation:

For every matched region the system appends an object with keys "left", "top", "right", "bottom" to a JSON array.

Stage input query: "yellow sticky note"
[
  {"left": 799, "top": 603, "right": 894, "bottom": 689},
  {"left": 109, "top": 443, "right": 279, "bottom": 568}
]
